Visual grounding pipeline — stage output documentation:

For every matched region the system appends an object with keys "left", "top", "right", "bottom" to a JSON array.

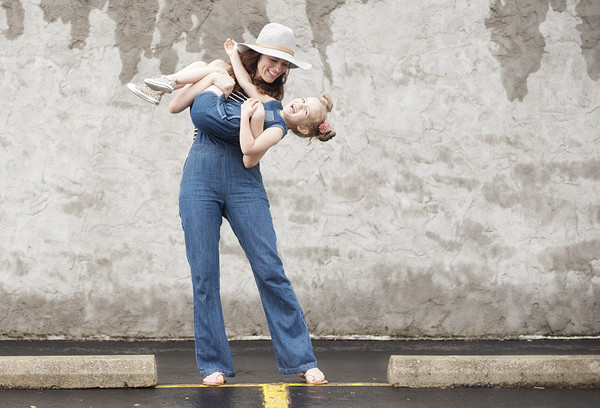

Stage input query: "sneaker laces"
[
  {"left": 156, "top": 75, "right": 175, "bottom": 86},
  {"left": 139, "top": 84, "right": 161, "bottom": 98}
]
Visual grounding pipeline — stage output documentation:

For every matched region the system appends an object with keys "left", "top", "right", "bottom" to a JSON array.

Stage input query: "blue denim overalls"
[{"left": 179, "top": 91, "right": 317, "bottom": 377}]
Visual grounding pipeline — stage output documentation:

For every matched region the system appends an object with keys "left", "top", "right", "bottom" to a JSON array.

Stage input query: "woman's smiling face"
[{"left": 256, "top": 54, "right": 290, "bottom": 83}]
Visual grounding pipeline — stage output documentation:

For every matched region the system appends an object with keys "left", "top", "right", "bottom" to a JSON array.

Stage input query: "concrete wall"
[{"left": 1, "top": 0, "right": 599, "bottom": 340}]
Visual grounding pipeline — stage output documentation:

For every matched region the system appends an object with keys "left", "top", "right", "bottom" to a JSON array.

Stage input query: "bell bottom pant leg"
[
  {"left": 224, "top": 173, "right": 318, "bottom": 375},
  {"left": 179, "top": 151, "right": 236, "bottom": 378}
]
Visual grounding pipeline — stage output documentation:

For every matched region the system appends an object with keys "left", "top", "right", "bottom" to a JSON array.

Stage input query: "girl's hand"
[
  {"left": 241, "top": 98, "right": 260, "bottom": 117},
  {"left": 209, "top": 71, "right": 235, "bottom": 98},
  {"left": 224, "top": 38, "right": 238, "bottom": 57}
]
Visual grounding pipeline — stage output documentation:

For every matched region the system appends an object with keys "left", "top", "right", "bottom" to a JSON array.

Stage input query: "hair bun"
[
  {"left": 317, "top": 129, "right": 336, "bottom": 142},
  {"left": 320, "top": 94, "right": 333, "bottom": 112}
]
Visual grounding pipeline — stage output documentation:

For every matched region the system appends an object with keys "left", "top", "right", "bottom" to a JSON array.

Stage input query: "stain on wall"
[
  {"left": 4, "top": 0, "right": 597, "bottom": 93},
  {"left": 35, "top": 0, "right": 269, "bottom": 83},
  {"left": 1, "top": 0, "right": 24, "bottom": 39},
  {"left": 539, "top": 240, "right": 600, "bottom": 275},
  {"left": 486, "top": 0, "right": 600, "bottom": 101},
  {"left": 152, "top": 0, "right": 269, "bottom": 76},
  {"left": 305, "top": 0, "right": 345, "bottom": 80},
  {"left": 576, "top": 0, "right": 600, "bottom": 80},
  {"left": 39, "top": 0, "right": 160, "bottom": 83},
  {"left": 107, "top": 1, "right": 160, "bottom": 84},
  {"left": 39, "top": 0, "right": 108, "bottom": 49},
  {"left": 485, "top": 0, "right": 567, "bottom": 102}
]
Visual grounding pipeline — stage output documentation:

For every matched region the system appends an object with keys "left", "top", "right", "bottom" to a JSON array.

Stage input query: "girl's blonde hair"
[{"left": 291, "top": 94, "right": 336, "bottom": 142}]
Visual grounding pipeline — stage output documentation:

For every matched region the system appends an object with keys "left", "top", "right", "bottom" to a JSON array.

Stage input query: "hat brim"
[{"left": 238, "top": 43, "right": 312, "bottom": 70}]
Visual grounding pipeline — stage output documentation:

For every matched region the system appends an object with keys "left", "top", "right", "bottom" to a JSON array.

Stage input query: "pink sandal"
[
  {"left": 300, "top": 368, "right": 328, "bottom": 384},
  {"left": 203, "top": 372, "right": 226, "bottom": 386}
]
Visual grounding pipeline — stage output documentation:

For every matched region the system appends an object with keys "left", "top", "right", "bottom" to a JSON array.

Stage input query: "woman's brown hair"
[{"left": 228, "top": 50, "right": 288, "bottom": 101}]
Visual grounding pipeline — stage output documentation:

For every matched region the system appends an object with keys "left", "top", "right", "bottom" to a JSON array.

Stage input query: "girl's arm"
[
  {"left": 239, "top": 98, "right": 267, "bottom": 168},
  {"left": 240, "top": 126, "right": 282, "bottom": 155},
  {"left": 249, "top": 100, "right": 265, "bottom": 142},
  {"left": 243, "top": 152, "right": 265, "bottom": 169},
  {"left": 243, "top": 101, "right": 267, "bottom": 168},
  {"left": 240, "top": 99, "right": 283, "bottom": 168},
  {"left": 169, "top": 71, "right": 235, "bottom": 114},
  {"left": 224, "top": 39, "right": 264, "bottom": 100}
]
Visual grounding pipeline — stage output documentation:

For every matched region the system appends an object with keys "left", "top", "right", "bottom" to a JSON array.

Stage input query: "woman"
[{"left": 174, "top": 23, "right": 329, "bottom": 386}]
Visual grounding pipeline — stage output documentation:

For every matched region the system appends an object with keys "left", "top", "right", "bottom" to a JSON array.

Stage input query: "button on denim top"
[{"left": 190, "top": 91, "right": 287, "bottom": 148}]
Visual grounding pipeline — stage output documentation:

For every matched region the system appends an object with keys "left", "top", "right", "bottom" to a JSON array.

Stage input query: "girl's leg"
[
  {"left": 223, "top": 161, "right": 319, "bottom": 375},
  {"left": 179, "top": 148, "right": 235, "bottom": 378},
  {"left": 169, "top": 61, "right": 208, "bottom": 87},
  {"left": 144, "top": 61, "right": 208, "bottom": 93},
  {"left": 151, "top": 59, "right": 230, "bottom": 91}
]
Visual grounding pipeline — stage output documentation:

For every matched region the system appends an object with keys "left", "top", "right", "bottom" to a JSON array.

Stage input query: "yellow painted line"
[
  {"left": 290, "top": 382, "right": 389, "bottom": 387},
  {"left": 156, "top": 382, "right": 389, "bottom": 408},
  {"left": 156, "top": 383, "right": 256, "bottom": 388},
  {"left": 262, "top": 384, "right": 290, "bottom": 408},
  {"left": 155, "top": 382, "right": 389, "bottom": 389}
]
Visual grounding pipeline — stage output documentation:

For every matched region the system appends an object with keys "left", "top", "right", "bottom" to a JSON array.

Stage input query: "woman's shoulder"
[{"left": 263, "top": 99, "right": 283, "bottom": 109}]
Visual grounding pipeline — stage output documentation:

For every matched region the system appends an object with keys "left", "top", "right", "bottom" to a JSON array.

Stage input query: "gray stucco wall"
[{"left": 1, "top": 0, "right": 599, "bottom": 340}]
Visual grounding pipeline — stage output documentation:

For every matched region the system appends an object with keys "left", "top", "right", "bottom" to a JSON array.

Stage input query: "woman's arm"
[
  {"left": 169, "top": 71, "right": 235, "bottom": 114},
  {"left": 224, "top": 39, "right": 264, "bottom": 100}
]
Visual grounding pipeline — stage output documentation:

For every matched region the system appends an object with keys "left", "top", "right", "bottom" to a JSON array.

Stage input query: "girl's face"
[
  {"left": 282, "top": 97, "right": 324, "bottom": 132},
  {"left": 256, "top": 54, "right": 290, "bottom": 83}
]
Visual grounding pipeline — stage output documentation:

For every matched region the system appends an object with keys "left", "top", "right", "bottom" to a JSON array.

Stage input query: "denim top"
[{"left": 190, "top": 91, "right": 286, "bottom": 148}]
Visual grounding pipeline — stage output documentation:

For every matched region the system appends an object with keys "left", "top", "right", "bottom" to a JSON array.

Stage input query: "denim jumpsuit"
[{"left": 179, "top": 91, "right": 318, "bottom": 377}]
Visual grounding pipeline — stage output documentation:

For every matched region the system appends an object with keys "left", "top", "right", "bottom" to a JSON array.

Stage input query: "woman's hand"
[
  {"left": 241, "top": 98, "right": 261, "bottom": 118},
  {"left": 224, "top": 38, "right": 238, "bottom": 58},
  {"left": 209, "top": 71, "right": 235, "bottom": 98}
]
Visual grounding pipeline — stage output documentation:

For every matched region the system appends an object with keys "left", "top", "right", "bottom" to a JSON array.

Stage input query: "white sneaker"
[
  {"left": 145, "top": 75, "right": 177, "bottom": 93},
  {"left": 127, "top": 83, "right": 162, "bottom": 105}
]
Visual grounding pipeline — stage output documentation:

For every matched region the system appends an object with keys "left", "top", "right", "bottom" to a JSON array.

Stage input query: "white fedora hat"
[{"left": 238, "top": 23, "right": 312, "bottom": 70}]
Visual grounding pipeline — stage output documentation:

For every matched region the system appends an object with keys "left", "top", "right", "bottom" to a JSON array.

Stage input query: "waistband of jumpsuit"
[{"left": 189, "top": 129, "right": 243, "bottom": 158}]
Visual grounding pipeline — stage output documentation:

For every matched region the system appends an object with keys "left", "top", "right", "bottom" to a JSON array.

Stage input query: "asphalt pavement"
[{"left": 1, "top": 338, "right": 599, "bottom": 407}]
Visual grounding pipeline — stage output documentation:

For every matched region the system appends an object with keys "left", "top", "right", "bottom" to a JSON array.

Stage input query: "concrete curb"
[
  {"left": 387, "top": 355, "right": 600, "bottom": 388},
  {"left": 0, "top": 355, "right": 157, "bottom": 389}
]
